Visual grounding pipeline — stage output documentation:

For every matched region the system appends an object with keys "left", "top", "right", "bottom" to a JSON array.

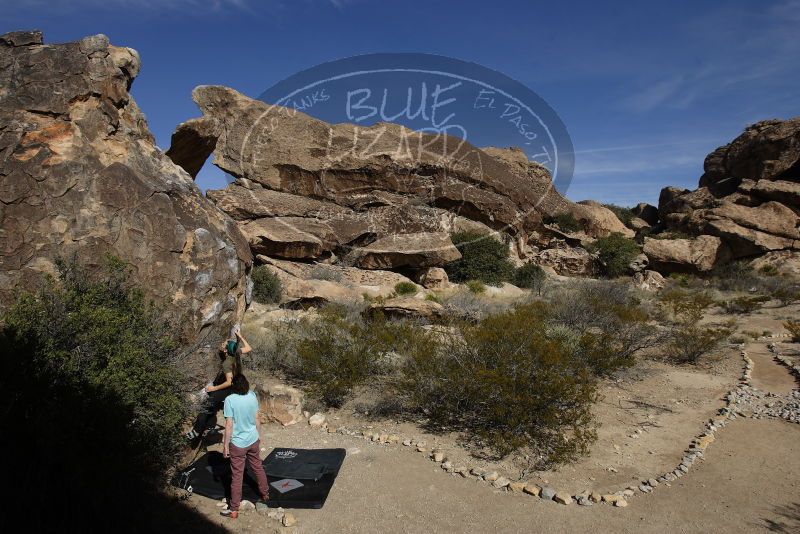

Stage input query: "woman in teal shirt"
[{"left": 220, "top": 373, "right": 269, "bottom": 519}]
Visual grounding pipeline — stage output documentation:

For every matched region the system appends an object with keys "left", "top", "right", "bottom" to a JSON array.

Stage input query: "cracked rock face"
[
  {"left": 0, "top": 31, "right": 252, "bottom": 359},
  {"left": 169, "top": 86, "right": 632, "bottom": 268},
  {"left": 655, "top": 117, "right": 800, "bottom": 267}
]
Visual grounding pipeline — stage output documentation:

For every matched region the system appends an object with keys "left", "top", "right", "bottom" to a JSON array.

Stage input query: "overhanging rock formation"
[{"left": 169, "top": 86, "right": 629, "bottom": 272}]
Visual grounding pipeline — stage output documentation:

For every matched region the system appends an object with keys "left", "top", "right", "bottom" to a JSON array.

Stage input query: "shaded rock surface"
[{"left": 0, "top": 31, "right": 252, "bottom": 359}]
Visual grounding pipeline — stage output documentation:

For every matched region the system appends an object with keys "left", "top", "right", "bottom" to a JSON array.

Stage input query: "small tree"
[
  {"left": 514, "top": 263, "right": 546, "bottom": 295},
  {"left": 445, "top": 231, "right": 515, "bottom": 286},
  {"left": 252, "top": 265, "right": 282, "bottom": 304},
  {"left": 589, "top": 232, "right": 640, "bottom": 277}
]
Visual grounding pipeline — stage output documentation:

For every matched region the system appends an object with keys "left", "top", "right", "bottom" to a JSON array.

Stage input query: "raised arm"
[{"left": 235, "top": 330, "right": 252, "bottom": 354}]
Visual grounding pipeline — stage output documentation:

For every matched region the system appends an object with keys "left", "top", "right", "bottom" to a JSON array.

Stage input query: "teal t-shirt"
[{"left": 223, "top": 390, "right": 259, "bottom": 448}]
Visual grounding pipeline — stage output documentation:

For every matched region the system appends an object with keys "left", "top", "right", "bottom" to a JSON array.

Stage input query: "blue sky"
[{"left": 5, "top": 0, "right": 799, "bottom": 206}]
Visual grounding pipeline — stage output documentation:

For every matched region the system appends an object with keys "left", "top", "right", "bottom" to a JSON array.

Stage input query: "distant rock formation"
[
  {"left": 650, "top": 117, "right": 800, "bottom": 273},
  {"left": 0, "top": 31, "right": 252, "bottom": 357},
  {"left": 168, "top": 85, "right": 632, "bottom": 288}
]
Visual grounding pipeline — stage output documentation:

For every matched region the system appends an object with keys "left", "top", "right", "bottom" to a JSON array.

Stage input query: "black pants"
[{"left": 192, "top": 389, "right": 230, "bottom": 435}]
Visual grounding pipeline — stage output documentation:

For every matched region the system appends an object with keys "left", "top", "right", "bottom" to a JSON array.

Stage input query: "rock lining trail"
[{"left": 187, "top": 335, "right": 800, "bottom": 532}]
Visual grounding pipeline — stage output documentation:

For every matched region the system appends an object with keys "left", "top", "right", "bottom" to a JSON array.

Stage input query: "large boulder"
[
  {"left": 363, "top": 297, "right": 445, "bottom": 322},
  {"left": 168, "top": 86, "right": 585, "bottom": 272},
  {"left": 572, "top": 200, "right": 635, "bottom": 238},
  {"left": 631, "top": 203, "right": 659, "bottom": 226},
  {"left": 657, "top": 117, "right": 800, "bottom": 263},
  {"left": 533, "top": 244, "right": 594, "bottom": 276},
  {"left": 699, "top": 117, "right": 800, "bottom": 187},
  {"left": 643, "top": 235, "right": 730, "bottom": 273},
  {"left": 0, "top": 31, "right": 252, "bottom": 358},
  {"left": 349, "top": 232, "right": 461, "bottom": 270},
  {"left": 256, "top": 378, "right": 305, "bottom": 426}
]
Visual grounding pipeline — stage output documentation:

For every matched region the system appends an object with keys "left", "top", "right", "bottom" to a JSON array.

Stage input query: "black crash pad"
[{"left": 172, "top": 448, "right": 346, "bottom": 509}]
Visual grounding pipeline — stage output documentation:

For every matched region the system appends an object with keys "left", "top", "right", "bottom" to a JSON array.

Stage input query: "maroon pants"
[{"left": 229, "top": 439, "right": 269, "bottom": 511}]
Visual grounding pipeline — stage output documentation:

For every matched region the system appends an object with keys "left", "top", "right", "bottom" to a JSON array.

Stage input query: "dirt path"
[
  {"left": 186, "top": 416, "right": 800, "bottom": 533},
  {"left": 747, "top": 342, "right": 799, "bottom": 395}
]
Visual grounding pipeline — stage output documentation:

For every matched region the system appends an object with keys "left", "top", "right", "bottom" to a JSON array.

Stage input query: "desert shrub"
[
  {"left": 441, "top": 289, "right": 516, "bottom": 322},
  {"left": 659, "top": 287, "right": 733, "bottom": 363},
  {"left": 400, "top": 302, "right": 599, "bottom": 464},
  {"left": 729, "top": 334, "right": 748, "bottom": 344},
  {"left": 759, "top": 264, "right": 779, "bottom": 276},
  {"left": 547, "top": 211, "right": 582, "bottom": 233},
  {"left": 289, "top": 309, "right": 432, "bottom": 407},
  {"left": 784, "top": 320, "right": 800, "bottom": 342},
  {"left": 719, "top": 295, "right": 770, "bottom": 314},
  {"left": 603, "top": 203, "right": 635, "bottom": 227},
  {"left": 425, "top": 292, "right": 442, "bottom": 303},
  {"left": 0, "top": 258, "right": 189, "bottom": 524},
  {"left": 709, "top": 261, "right": 758, "bottom": 292},
  {"left": 589, "top": 232, "right": 640, "bottom": 278},
  {"left": 548, "top": 280, "right": 660, "bottom": 371},
  {"left": 667, "top": 272, "right": 703, "bottom": 289},
  {"left": 764, "top": 277, "right": 800, "bottom": 306},
  {"left": 650, "top": 230, "right": 692, "bottom": 240},
  {"left": 394, "top": 281, "right": 418, "bottom": 296},
  {"left": 446, "top": 231, "right": 515, "bottom": 285},
  {"left": 309, "top": 264, "right": 346, "bottom": 283},
  {"left": 659, "top": 288, "right": 715, "bottom": 320},
  {"left": 466, "top": 279, "right": 487, "bottom": 294},
  {"left": 252, "top": 265, "right": 282, "bottom": 304},
  {"left": 666, "top": 320, "right": 735, "bottom": 364},
  {"left": 514, "top": 263, "right": 546, "bottom": 295}
]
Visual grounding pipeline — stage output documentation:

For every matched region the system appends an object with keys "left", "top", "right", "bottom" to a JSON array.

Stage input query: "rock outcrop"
[
  {"left": 169, "top": 86, "right": 629, "bottom": 280},
  {"left": 0, "top": 31, "right": 252, "bottom": 357},
  {"left": 653, "top": 117, "right": 800, "bottom": 270},
  {"left": 643, "top": 235, "right": 730, "bottom": 273}
]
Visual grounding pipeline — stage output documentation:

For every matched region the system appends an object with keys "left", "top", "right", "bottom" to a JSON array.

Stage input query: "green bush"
[
  {"left": 603, "top": 203, "right": 635, "bottom": 227},
  {"left": 252, "top": 265, "right": 282, "bottom": 304},
  {"left": 720, "top": 295, "right": 770, "bottom": 314},
  {"left": 589, "top": 232, "right": 640, "bottom": 277},
  {"left": 666, "top": 320, "right": 734, "bottom": 364},
  {"left": 445, "top": 231, "right": 515, "bottom": 285},
  {"left": 784, "top": 320, "right": 800, "bottom": 342},
  {"left": 290, "top": 310, "right": 433, "bottom": 408},
  {"left": 0, "top": 257, "right": 188, "bottom": 523},
  {"left": 394, "top": 281, "right": 418, "bottom": 296},
  {"left": 548, "top": 280, "right": 660, "bottom": 373},
  {"left": 514, "top": 263, "right": 546, "bottom": 295},
  {"left": 759, "top": 264, "right": 779, "bottom": 276},
  {"left": 466, "top": 279, "right": 487, "bottom": 294},
  {"left": 400, "top": 302, "right": 601, "bottom": 465},
  {"left": 548, "top": 212, "right": 581, "bottom": 233}
]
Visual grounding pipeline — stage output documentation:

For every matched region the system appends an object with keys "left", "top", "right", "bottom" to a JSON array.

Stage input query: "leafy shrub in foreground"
[
  {"left": 589, "top": 232, "right": 640, "bottom": 278},
  {"left": 400, "top": 301, "right": 600, "bottom": 465},
  {"left": 0, "top": 257, "right": 188, "bottom": 520},
  {"left": 659, "top": 287, "right": 733, "bottom": 364},
  {"left": 252, "top": 265, "right": 282, "bottom": 304},
  {"left": 445, "top": 231, "right": 515, "bottom": 285}
]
